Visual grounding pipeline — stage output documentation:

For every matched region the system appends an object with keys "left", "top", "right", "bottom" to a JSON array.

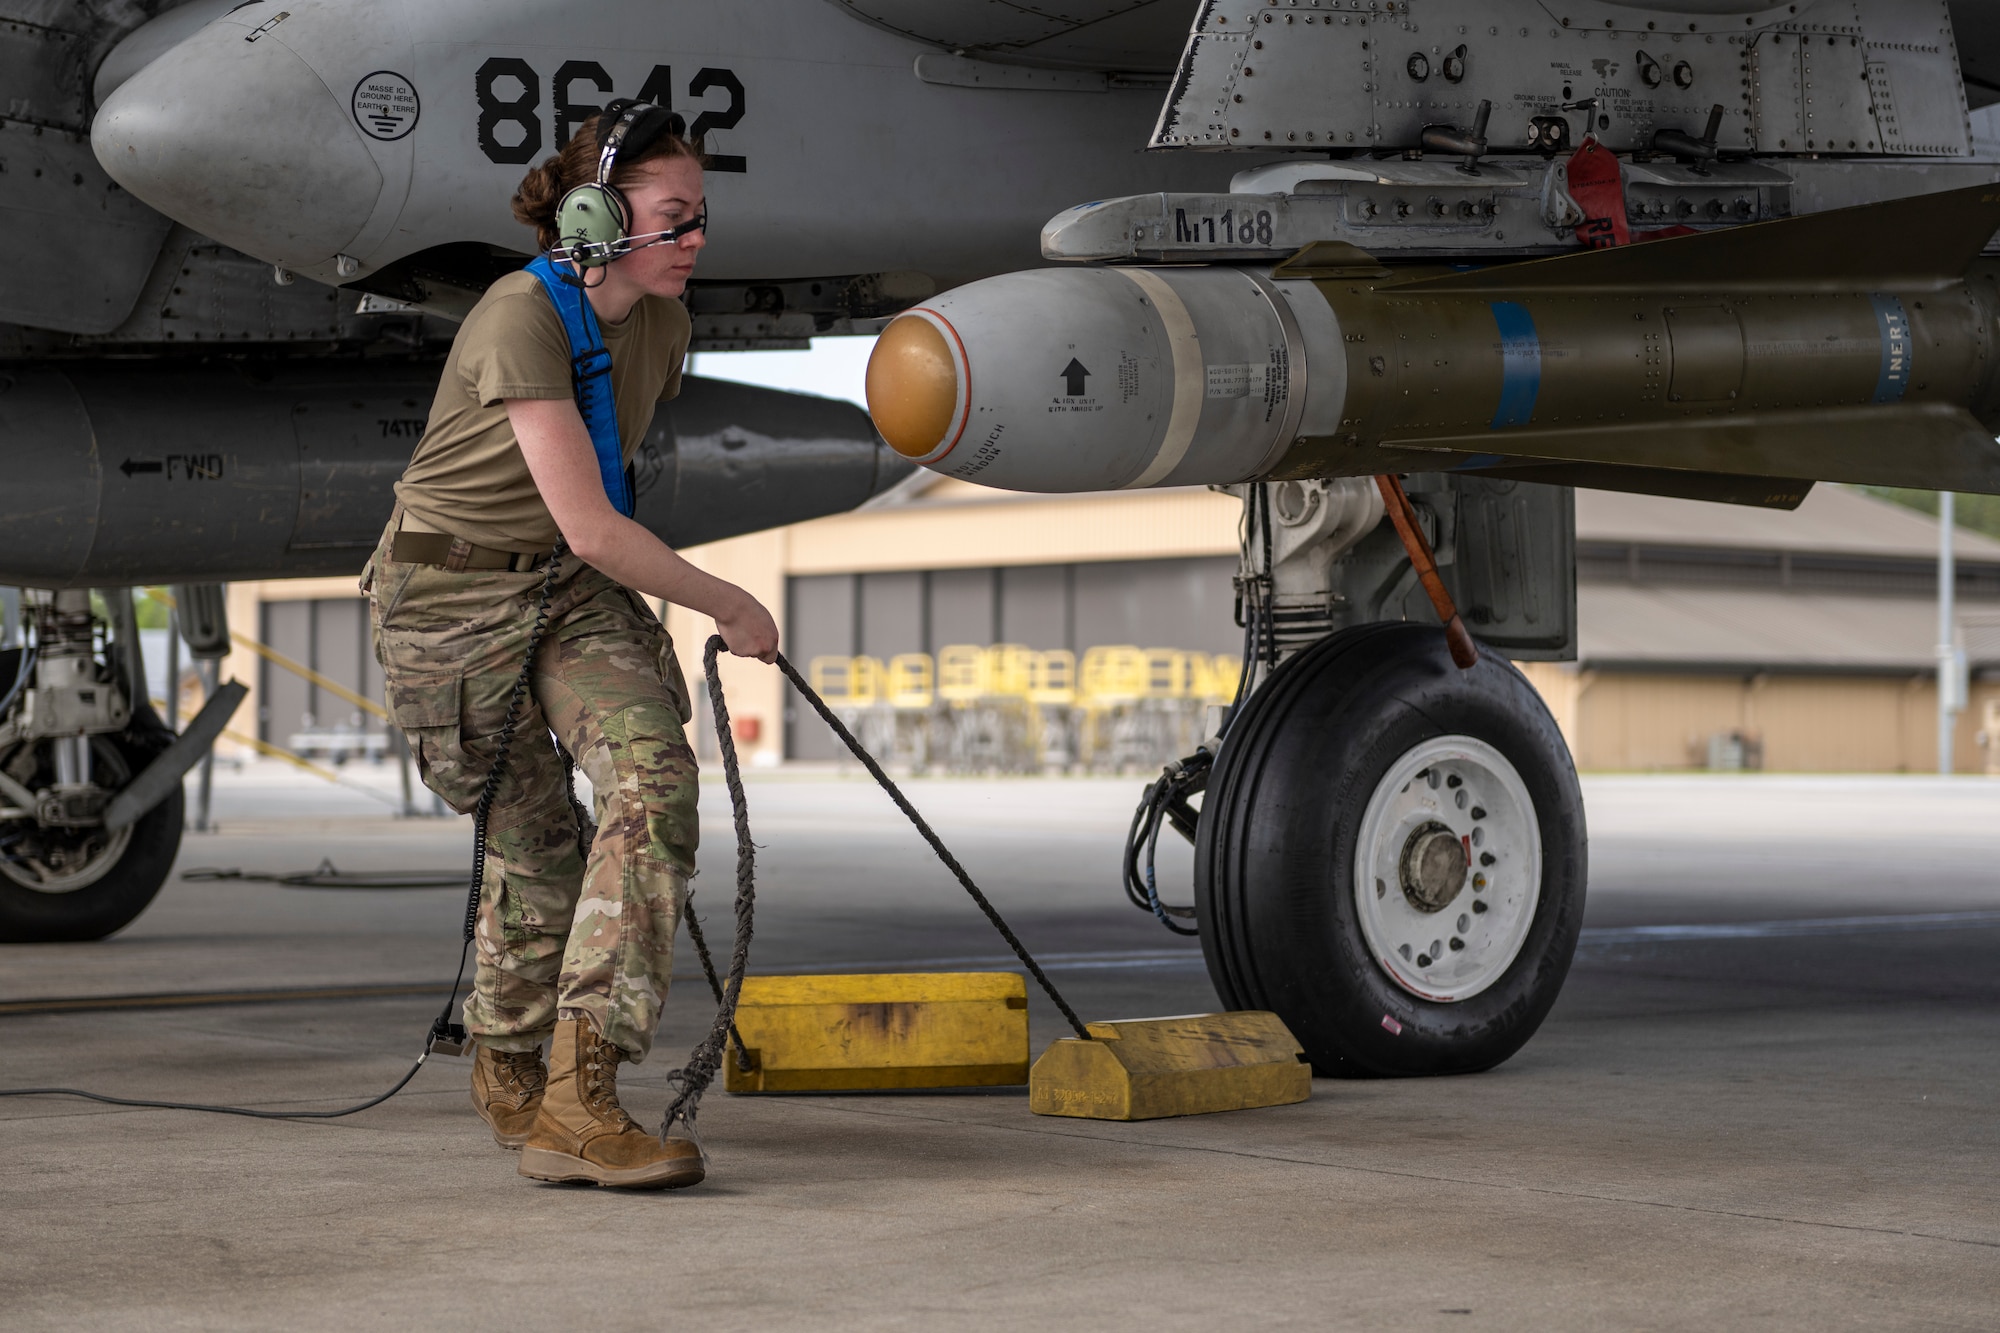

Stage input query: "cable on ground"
[
  {"left": 0, "top": 1057, "right": 431, "bottom": 1121},
  {"left": 182, "top": 861, "right": 464, "bottom": 890}
]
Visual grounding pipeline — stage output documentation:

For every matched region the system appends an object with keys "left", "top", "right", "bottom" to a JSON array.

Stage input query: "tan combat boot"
[
  {"left": 517, "top": 1016, "right": 705, "bottom": 1189},
  {"left": 470, "top": 1043, "right": 548, "bottom": 1149}
]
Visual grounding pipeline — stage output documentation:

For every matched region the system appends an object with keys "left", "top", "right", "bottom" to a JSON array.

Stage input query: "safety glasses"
[
  {"left": 550, "top": 205, "right": 707, "bottom": 268},
  {"left": 620, "top": 204, "right": 708, "bottom": 253}
]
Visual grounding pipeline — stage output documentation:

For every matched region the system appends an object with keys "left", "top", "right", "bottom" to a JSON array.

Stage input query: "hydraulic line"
[
  {"left": 1122, "top": 755, "right": 1206, "bottom": 937},
  {"left": 1122, "top": 485, "right": 1278, "bottom": 940},
  {"left": 1375, "top": 473, "right": 1478, "bottom": 671},
  {"left": 1258, "top": 482, "right": 1276, "bottom": 672},
  {"left": 1228, "top": 490, "right": 1260, "bottom": 728}
]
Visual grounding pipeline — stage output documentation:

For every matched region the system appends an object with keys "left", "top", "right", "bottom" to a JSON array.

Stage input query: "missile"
[
  {"left": 866, "top": 184, "right": 2000, "bottom": 504},
  {"left": 0, "top": 368, "right": 908, "bottom": 588}
]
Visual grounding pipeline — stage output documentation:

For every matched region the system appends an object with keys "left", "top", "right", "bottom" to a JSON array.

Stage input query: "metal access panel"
[
  {"left": 1443, "top": 477, "right": 1576, "bottom": 658},
  {"left": 0, "top": 17, "right": 173, "bottom": 334},
  {"left": 1339, "top": 475, "right": 1576, "bottom": 660},
  {"left": 1151, "top": 0, "right": 1969, "bottom": 161}
]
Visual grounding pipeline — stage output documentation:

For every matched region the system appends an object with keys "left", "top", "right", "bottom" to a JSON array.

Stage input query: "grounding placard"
[{"left": 352, "top": 71, "right": 419, "bottom": 141}]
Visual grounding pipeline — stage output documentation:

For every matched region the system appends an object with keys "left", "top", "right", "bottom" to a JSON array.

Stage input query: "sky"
[{"left": 686, "top": 337, "right": 878, "bottom": 410}]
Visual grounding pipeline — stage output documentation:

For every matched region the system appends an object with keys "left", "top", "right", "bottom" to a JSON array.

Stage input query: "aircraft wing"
[{"left": 822, "top": 0, "right": 1196, "bottom": 72}]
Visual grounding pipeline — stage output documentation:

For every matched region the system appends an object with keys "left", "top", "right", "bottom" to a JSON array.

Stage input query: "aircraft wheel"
[
  {"left": 1196, "top": 622, "right": 1587, "bottom": 1076},
  {"left": 0, "top": 732, "right": 184, "bottom": 943}
]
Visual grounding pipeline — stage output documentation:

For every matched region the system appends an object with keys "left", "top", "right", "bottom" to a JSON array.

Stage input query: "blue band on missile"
[
  {"left": 1871, "top": 294, "right": 1911, "bottom": 405},
  {"left": 1489, "top": 301, "right": 1541, "bottom": 429}
]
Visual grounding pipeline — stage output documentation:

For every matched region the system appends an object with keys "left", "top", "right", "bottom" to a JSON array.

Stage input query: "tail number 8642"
[{"left": 474, "top": 58, "right": 746, "bottom": 172}]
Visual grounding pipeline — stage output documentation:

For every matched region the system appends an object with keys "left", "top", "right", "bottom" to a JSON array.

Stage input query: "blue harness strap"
[{"left": 524, "top": 254, "right": 635, "bottom": 517}]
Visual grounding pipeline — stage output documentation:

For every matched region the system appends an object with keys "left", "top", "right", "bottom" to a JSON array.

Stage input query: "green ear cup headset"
[{"left": 552, "top": 98, "right": 708, "bottom": 270}]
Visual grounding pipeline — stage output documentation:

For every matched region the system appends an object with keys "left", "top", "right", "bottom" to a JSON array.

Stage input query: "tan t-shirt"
[{"left": 394, "top": 270, "right": 692, "bottom": 548}]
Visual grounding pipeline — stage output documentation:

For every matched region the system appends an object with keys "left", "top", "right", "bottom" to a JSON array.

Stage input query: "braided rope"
[
  {"left": 681, "top": 898, "right": 752, "bottom": 1070},
  {"left": 661, "top": 635, "right": 757, "bottom": 1139}
]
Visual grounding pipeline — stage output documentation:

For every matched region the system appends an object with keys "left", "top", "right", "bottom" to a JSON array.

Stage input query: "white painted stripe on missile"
[
  {"left": 1117, "top": 268, "right": 1203, "bottom": 489},
  {"left": 1243, "top": 271, "right": 1307, "bottom": 479}
]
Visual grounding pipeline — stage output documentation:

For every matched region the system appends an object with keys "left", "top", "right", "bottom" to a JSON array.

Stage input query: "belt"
[{"left": 389, "top": 530, "right": 554, "bottom": 572}]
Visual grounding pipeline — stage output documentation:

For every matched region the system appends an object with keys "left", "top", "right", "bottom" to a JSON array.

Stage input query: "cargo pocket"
[{"left": 385, "top": 670, "right": 479, "bottom": 814}]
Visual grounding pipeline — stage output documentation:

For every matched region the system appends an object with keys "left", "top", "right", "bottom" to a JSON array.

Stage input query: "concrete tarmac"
[{"left": 3, "top": 765, "right": 1997, "bottom": 1330}]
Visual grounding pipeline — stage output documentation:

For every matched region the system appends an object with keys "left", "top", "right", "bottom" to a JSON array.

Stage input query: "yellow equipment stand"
[
  {"left": 723, "top": 972, "right": 1029, "bottom": 1093},
  {"left": 1028, "top": 1011, "right": 1312, "bottom": 1121}
]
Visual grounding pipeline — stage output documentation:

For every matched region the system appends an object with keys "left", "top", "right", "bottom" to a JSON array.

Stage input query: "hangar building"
[{"left": 217, "top": 481, "right": 2000, "bottom": 775}]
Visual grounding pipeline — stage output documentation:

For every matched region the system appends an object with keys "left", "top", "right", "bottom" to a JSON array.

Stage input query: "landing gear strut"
[
  {"left": 0, "top": 586, "right": 209, "bottom": 943},
  {"left": 0, "top": 730, "right": 184, "bottom": 941}
]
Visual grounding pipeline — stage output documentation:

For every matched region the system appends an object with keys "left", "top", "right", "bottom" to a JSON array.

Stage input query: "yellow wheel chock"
[
  {"left": 1028, "top": 1011, "right": 1311, "bottom": 1121},
  {"left": 722, "top": 971, "right": 1310, "bottom": 1121},
  {"left": 723, "top": 972, "right": 1029, "bottom": 1093}
]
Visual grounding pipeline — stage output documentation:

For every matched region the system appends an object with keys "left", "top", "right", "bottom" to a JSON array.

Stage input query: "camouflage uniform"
[{"left": 363, "top": 524, "right": 699, "bottom": 1061}]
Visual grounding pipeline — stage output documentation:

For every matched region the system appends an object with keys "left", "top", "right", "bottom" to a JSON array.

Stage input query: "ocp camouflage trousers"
[{"left": 363, "top": 526, "right": 698, "bottom": 1061}]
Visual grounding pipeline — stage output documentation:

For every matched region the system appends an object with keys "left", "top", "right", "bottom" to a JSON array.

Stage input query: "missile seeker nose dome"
[
  {"left": 867, "top": 314, "right": 964, "bottom": 460},
  {"left": 861, "top": 267, "right": 1311, "bottom": 493}
]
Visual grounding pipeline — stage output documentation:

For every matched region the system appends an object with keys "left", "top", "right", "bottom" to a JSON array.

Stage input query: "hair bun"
[{"left": 509, "top": 157, "right": 566, "bottom": 242}]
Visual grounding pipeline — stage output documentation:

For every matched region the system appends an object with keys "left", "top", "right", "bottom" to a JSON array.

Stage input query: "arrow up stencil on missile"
[{"left": 1061, "top": 358, "right": 1091, "bottom": 396}]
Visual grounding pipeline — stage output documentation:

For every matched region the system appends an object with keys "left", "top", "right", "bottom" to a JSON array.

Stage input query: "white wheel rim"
[
  {"left": 0, "top": 739, "right": 136, "bottom": 895},
  {"left": 0, "top": 820, "right": 134, "bottom": 894},
  {"left": 1353, "top": 735, "right": 1541, "bottom": 1003}
]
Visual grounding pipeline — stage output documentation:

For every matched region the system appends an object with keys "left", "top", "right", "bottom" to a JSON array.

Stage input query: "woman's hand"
[{"left": 714, "top": 589, "right": 780, "bottom": 663}]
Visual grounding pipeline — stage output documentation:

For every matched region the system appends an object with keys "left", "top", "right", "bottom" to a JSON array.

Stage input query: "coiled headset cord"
[{"left": 0, "top": 558, "right": 1091, "bottom": 1126}]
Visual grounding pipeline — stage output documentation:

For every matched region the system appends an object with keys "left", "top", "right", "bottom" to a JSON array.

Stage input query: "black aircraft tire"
[
  {"left": 1195, "top": 622, "right": 1587, "bottom": 1077},
  {"left": 0, "top": 734, "right": 184, "bottom": 943}
]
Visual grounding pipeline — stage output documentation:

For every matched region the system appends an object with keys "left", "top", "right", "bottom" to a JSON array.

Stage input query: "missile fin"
[
  {"left": 1395, "top": 182, "right": 2000, "bottom": 295},
  {"left": 1461, "top": 464, "right": 1814, "bottom": 512},
  {"left": 1383, "top": 402, "right": 2000, "bottom": 495}
]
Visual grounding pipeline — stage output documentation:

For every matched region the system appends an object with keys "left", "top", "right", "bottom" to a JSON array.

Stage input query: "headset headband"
[{"left": 595, "top": 99, "right": 685, "bottom": 187}]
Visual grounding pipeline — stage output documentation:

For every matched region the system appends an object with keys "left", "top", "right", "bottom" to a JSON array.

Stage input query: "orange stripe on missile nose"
[{"left": 925, "top": 310, "right": 973, "bottom": 463}]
